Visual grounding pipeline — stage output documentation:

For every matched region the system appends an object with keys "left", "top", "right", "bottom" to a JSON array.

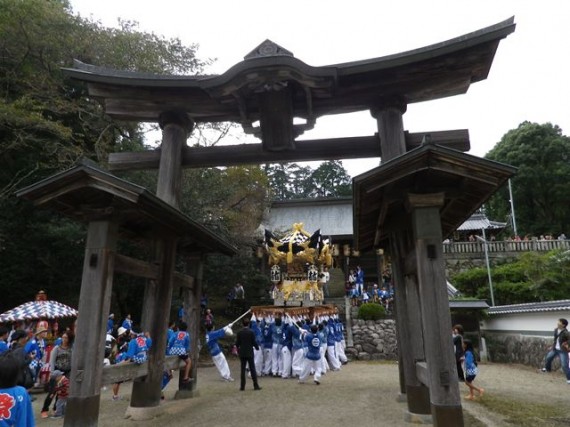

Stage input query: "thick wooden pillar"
[
  {"left": 155, "top": 111, "right": 192, "bottom": 208},
  {"left": 390, "top": 233, "right": 431, "bottom": 419},
  {"left": 128, "top": 111, "right": 191, "bottom": 417},
  {"left": 372, "top": 99, "right": 407, "bottom": 162},
  {"left": 65, "top": 220, "right": 118, "bottom": 427},
  {"left": 408, "top": 193, "right": 463, "bottom": 427},
  {"left": 175, "top": 255, "right": 204, "bottom": 399},
  {"left": 372, "top": 100, "right": 431, "bottom": 418}
]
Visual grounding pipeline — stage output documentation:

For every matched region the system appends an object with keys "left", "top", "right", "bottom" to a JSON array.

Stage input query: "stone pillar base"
[
  {"left": 124, "top": 405, "right": 163, "bottom": 421},
  {"left": 404, "top": 411, "right": 433, "bottom": 424},
  {"left": 432, "top": 403, "right": 464, "bottom": 427},
  {"left": 175, "top": 389, "right": 200, "bottom": 399}
]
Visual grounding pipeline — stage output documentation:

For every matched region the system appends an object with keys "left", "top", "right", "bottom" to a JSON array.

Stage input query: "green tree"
[
  {"left": 308, "top": 160, "right": 352, "bottom": 197},
  {"left": 264, "top": 160, "right": 352, "bottom": 200},
  {"left": 452, "top": 249, "right": 570, "bottom": 305},
  {"left": 0, "top": 0, "right": 263, "bottom": 315},
  {"left": 485, "top": 122, "right": 570, "bottom": 237}
]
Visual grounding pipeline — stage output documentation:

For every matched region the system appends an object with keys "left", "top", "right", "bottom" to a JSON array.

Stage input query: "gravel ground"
[{"left": 32, "top": 359, "right": 570, "bottom": 427}]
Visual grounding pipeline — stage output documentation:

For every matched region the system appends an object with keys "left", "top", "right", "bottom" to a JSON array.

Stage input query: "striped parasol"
[{"left": 0, "top": 300, "right": 78, "bottom": 322}]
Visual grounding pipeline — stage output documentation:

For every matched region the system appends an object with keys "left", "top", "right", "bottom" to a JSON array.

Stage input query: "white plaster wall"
[{"left": 482, "top": 310, "right": 570, "bottom": 337}]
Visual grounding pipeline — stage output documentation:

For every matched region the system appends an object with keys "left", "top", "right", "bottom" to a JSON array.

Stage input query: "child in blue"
[
  {"left": 350, "top": 285, "right": 359, "bottom": 306},
  {"left": 463, "top": 339, "right": 484, "bottom": 400},
  {"left": 205, "top": 324, "right": 233, "bottom": 381},
  {"left": 167, "top": 321, "right": 192, "bottom": 383},
  {"left": 0, "top": 350, "right": 35, "bottom": 426},
  {"left": 298, "top": 325, "right": 322, "bottom": 385}
]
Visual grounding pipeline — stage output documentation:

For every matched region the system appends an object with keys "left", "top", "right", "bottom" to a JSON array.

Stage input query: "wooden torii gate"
[
  {"left": 16, "top": 161, "right": 236, "bottom": 425},
  {"left": 59, "top": 17, "right": 516, "bottom": 426}
]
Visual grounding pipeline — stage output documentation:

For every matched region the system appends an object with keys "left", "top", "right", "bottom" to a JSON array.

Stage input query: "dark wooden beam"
[
  {"left": 101, "top": 355, "right": 184, "bottom": 386},
  {"left": 114, "top": 254, "right": 194, "bottom": 290},
  {"left": 108, "top": 130, "right": 469, "bottom": 171}
]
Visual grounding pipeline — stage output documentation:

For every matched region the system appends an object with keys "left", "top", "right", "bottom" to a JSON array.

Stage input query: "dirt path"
[{"left": 33, "top": 360, "right": 570, "bottom": 427}]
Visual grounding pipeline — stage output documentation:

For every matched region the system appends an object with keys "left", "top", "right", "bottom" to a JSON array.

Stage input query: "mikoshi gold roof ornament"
[{"left": 264, "top": 223, "right": 332, "bottom": 267}]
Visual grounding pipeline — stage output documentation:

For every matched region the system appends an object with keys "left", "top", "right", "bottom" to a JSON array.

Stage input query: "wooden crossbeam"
[
  {"left": 108, "top": 130, "right": 469, "bottom": 171},
  {"left": 114, "top": 254, "right": 194, "bottom": 289},
  {"left": 100, "top": 355, "right": 184, "bottom": 385},
  {"left": 415, "top": 361, "right": 429, "bottom": 386}
]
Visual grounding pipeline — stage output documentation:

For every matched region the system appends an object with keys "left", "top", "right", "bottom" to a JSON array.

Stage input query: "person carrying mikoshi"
[{"left": 205, "top": 324, "right": 234, "bottom": 382}]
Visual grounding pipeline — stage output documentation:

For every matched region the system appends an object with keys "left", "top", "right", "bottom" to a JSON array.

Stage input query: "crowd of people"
[
  {"left": 2, "top": 310, "right": 570, "bottom": 425},
  {"left": 344, "top": 266, "right": 395, "bottom": 311},
  {"left": 0, "top": 320, "right": 75, "bottom": 422}
]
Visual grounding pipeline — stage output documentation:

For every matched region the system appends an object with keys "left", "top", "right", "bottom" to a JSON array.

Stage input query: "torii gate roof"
[
  {"left": 15, "top": 161, "right": 237, "bottom": 256},
  {"left": 62, "top": 17, "right": 515, "bottom": 125},
  {"left": 353, "top": 144, "right": 517, "bottom": 251}
]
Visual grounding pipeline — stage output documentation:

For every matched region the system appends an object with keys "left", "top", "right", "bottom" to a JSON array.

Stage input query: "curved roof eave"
[
  {"left": 334, "top": 16, "right": 515, "bottom": 75},
  {"left": 62, "top": 17, "right": 515, "bottom": 90}
]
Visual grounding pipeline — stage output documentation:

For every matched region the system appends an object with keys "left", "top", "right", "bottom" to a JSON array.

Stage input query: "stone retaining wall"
[
  {"left": 345, "top": 319, "right": 398, "bottom": 360},
  {"left": 483, "top": 332, "right": 559, "bottom": 370}
]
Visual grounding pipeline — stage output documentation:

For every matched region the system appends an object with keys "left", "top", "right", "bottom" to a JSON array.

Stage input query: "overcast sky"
[{"left": 69, "top": 0, "right": 570, "bottom": 177}]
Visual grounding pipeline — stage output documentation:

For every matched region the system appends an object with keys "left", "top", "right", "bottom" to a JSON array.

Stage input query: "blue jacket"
[
  {"left": 304, "top": 333, "right": 322, "bottom": 361},
  {"left": 167, "top": 331, "right": 190, "bottom": 356},
  {"left": 206, "top": 328, "right": 226, "bottom": 357}
]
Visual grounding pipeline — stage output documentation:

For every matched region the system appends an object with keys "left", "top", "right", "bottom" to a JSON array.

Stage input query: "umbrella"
[{"left": 0, "top": 300, "right": 78, "bottom": 322}]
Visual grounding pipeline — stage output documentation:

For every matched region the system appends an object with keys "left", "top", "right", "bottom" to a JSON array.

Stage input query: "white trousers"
[
  {"left": 327, "top": 344, "right": 342, "bottom": 370},
  {"left": 336, "top": 341, "right": 348, "bottom": 363},
  {"left": 271, "top": 343, "right": 282, "bottom": 375},
  {"left": 299, "top": 358, "right": 321, "bottom": 383},
  {"left": 281, "top": 346, "right": 292, "bottom": 378},
  {"left": 254, "top": 347, "right": 264, "bottom": 376},
  {"left": 262, "top": 347, "right": 272, "bottom": 375},
  {"left": 319, "top": 345, "right": 329, "bottom": 373},
  {"left": 212, "top": 352, "right": 231, "bottom": 380},
  {"left": 291, "top": 348, "right": 304, "bottom": 377}
]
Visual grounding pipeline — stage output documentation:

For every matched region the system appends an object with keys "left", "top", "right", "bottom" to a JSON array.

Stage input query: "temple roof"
[
  {"left": 456, "top": 212, "right": 507, "bottom": 231},
  {"left": 62, "top": 17, "right": 515, "bottom": 127}
]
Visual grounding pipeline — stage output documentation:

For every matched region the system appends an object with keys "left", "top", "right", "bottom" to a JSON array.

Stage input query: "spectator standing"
[
  {"left": 107, "top": 314, "right": 115, "bottom": 334},
  {"left": 355, "top": 265, "right": 364, "bottom": 296},
  {"left": 121, "top": 314, "right": 133, "bottom": 331},
  {"left": 541, "top": 318, "right": 570, "bottom": 384},
  {"left": 452, "top": 324, "right": 465, "bottom": 382},
  {"left": 321, "top": 267, "right": 330, "bottom": 298},
  {"left": 42, "top": 331, "right": 73, "bottom": 418},
  {"left": 235, "top": 317, "right": 261, "bottom": 391},
  {"left": 204, "top": 309, "right": 214, "bottom": 329}
]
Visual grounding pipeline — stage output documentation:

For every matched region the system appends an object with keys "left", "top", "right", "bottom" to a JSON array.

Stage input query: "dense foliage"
[
  {"left": 451, "top": 249, "right": 570, "bottom": 305},
  {"left": 0, "top": 0, "right": 269, "bottom": 317},
  {"left": 485, "top": 122, "right": 570, "bottom": 237},
  {"left": 264, "top": 160, "right": 352, "bottom": 200},
  {"left": 358, "top": 303, "right": 386, "bottom": 320}
]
